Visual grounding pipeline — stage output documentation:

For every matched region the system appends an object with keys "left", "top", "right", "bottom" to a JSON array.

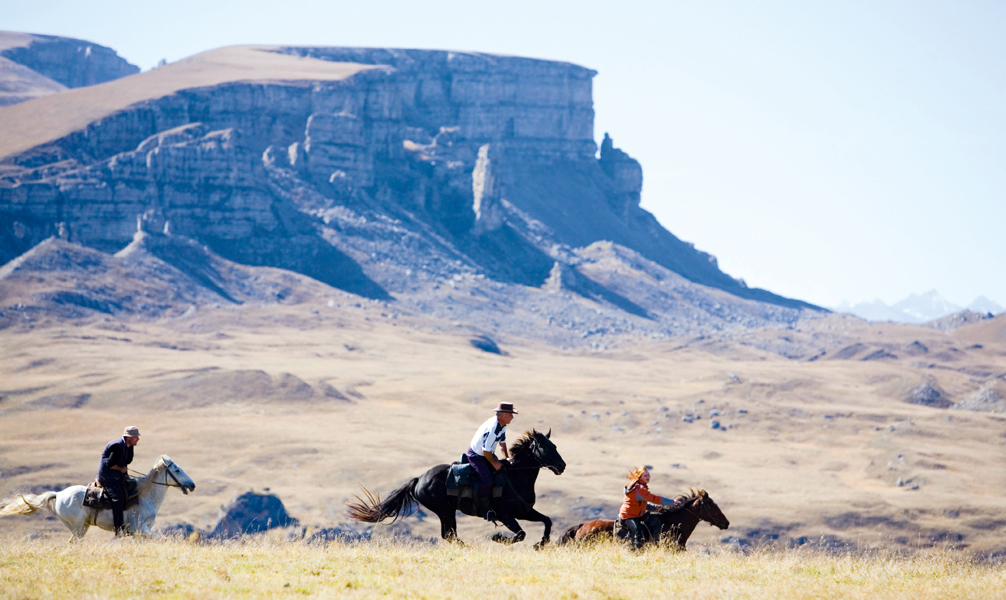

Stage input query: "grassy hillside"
[{"left": 2, "top": 304, "right": 1005, "bottom": 554}]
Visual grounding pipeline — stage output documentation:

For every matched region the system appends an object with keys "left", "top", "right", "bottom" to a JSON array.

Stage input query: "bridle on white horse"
[{"left": 128, "top": 462, "right": 190, "bottom": 495}]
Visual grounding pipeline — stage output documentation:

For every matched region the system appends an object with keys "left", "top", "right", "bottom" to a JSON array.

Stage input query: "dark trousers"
[
  {"left": 623, "top": 517, "right": 649, "bottom": 550},
  {"left": 99, "top": 476, "right": 127, "bottom": 533},
  {"left": 465, "top": 449, "right": 495, "bottom": 517}
]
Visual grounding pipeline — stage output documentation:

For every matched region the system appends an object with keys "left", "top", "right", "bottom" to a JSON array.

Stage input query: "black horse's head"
[
  {"left": 511, "top": 428, "right": 566, "bottom": 475},
  {"left": 694, "top": 489, "right": 730, "bottom": 530}
]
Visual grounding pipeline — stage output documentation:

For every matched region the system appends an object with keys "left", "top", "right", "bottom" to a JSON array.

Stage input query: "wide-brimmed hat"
[
  {"left": 123, "top": 426, "right": 141, "bottom": 437},
  {"left": 493, "top": 402, "right": 518, "bottom": 414}
]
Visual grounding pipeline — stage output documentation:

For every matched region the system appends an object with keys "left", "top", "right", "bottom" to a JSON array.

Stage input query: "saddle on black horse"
[
  {"left": 82, "top": 479, "right": 140, "bottom": 511},
  {"left": 444, "top": 458, "right": 505, "bottom": 514}
]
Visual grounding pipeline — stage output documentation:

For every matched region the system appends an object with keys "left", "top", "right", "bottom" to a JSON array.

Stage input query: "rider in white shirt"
[{"left": 465, "top": 402, "right": 516, "bottom": 521}]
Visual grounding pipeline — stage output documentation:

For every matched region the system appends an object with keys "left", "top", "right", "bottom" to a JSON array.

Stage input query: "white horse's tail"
[{"left": 0, "top": 492, "right": 58, "bottom": 517}]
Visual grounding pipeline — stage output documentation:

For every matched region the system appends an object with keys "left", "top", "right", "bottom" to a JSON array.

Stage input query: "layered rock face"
[{"left": 0, "top": 44, "right": 817, "bottom": 321}]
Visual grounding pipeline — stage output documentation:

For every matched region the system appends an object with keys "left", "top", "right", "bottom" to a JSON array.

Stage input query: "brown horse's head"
[{"left": 691, "top": 489, "right": 730, "bottom": 530}]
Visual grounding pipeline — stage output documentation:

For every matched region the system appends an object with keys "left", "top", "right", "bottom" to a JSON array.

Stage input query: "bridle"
[
  {"left": 500, "top": 437, "right": 563, "bottom": 512},
  {"left": 505, "top": 438, "right": 561, "bottom": 473},
  {"left": 129, "top": 461, "right": 190, "bottom": 494},
  {"left": 665, "top": 496, "right": 726, "bottom": 529},
  {"left": 660, "top": 496, "right": 703, "bottom": 523}
]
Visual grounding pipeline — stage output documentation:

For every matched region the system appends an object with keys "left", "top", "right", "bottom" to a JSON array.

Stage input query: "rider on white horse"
[{"left": 98, "top": 426, "right": 140, "bottom": 536}]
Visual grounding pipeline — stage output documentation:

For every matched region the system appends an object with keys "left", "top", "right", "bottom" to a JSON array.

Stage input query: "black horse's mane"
[{"left": 508, "top": 429, "right": 547, "bottom": 457}]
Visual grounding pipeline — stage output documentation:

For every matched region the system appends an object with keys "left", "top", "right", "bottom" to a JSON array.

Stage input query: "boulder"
[
  {"left": 301, "top": 524, "right": 371, "bottom": 545},
  {"left": 210, "top": 491, "right": 299, "bottom": 539},
  {"left": 906, "top": 382, "right": 952, "bottom": 409},
  {"left": 470, "top": 334, "right": 503, "bottom": 355},
  {"left": 953, "top": 382, "right": 1006, "bottom": 413},
  {"left": 160, "top": 522, "right": 203, "bottom": 540}
]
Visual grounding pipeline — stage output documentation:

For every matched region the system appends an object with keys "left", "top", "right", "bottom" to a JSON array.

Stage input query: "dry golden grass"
[{"left": 1, "top": 536, "right": 1004, "bottom": 599}]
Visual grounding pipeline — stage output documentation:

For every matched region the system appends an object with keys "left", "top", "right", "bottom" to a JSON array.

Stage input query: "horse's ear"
[{"left": 546, "top": 428, "right": 551, "bottom": 439}]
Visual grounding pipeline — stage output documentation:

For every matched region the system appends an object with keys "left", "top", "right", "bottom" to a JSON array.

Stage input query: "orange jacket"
[{"left": 619, "top": 482, "right": 662, "bottom": 519}]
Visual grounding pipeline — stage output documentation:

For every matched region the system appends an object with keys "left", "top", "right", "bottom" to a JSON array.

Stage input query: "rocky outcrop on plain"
[
  {"left": 925, "top": 310, "right": 995, "bottom": 332},
  {"left": 953, "top": 381, "right": 1006, "bottom": 413},
  {"left": 0, "top": 31, "right": 138, "bottom": 106},
  {"left": 905, "top": 381, "right": 952, "bottom": 409},
  {"left": 211, "top": 491, "right": 299, "bottom": 539},
  {"left": 0, "top": 41, "right": 822, "bottom": 347}
]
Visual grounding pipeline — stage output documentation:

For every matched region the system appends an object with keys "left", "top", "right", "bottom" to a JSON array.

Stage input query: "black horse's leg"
[
  {"left": 438, "top": 510, "right": 462, "bottom": 545},
  {"left": 490, "top": 514, "right": 526, "bottom": 545},
  {"left": 516, "top": 508, "right": 552, "bottom": 550}
]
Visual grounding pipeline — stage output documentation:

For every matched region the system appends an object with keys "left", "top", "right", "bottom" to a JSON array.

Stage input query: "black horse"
[{"left": 348, "top": 429, "right": 565, "bottom": 548}]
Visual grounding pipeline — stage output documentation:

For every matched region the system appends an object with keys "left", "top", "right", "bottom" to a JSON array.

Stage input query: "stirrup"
[{"left": 484, "top": 509, "right": 497, "bottom": 522}]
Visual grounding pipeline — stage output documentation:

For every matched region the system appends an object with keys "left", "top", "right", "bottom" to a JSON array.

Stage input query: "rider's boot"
[{"left": 480, "top": 495, "right": 497, "bottom": 522}]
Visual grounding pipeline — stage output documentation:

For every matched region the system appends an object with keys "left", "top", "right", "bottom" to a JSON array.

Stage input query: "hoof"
[{"left": 491, "top": 531, "right": 526, "bottom": 545}]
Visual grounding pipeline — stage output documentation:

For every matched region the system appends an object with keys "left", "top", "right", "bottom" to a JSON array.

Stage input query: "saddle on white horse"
[{"left": 81, "top": 479, "right": 140, "bottom": 511}]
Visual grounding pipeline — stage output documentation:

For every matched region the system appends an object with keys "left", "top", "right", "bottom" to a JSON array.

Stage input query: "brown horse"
[{"left": 556, "top": 489, "right": 729, "bottom": 549}]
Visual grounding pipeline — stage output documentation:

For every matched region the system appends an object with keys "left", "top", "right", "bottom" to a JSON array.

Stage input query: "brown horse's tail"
[
  {"left": 346, "top": 478, "right": 418, "bottom": 524},
  {"left": 555, "top": 523, "right": 584, "bottom": 546}
]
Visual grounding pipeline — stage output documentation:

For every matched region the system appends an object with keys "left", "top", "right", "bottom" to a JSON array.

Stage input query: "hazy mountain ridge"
[{"left": 835, "top": 290, "right": 1002, "bottom": 325}]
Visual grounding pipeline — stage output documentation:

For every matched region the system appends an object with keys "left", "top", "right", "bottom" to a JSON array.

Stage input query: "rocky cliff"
[
  {"left": 0, "top": 31, "right": 138, "bottom": 107},
  {"left": 0, "top": 42, "right": 819, "bottom": 343}
]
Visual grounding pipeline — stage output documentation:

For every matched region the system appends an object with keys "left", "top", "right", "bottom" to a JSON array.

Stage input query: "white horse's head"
[{"left": 156, "top": 455, "right": 196, "bottom": 494}]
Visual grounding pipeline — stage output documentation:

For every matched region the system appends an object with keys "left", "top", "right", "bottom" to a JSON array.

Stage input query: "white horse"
[{"left": 0, "top": 454, "right": 195, "bottom": 541}]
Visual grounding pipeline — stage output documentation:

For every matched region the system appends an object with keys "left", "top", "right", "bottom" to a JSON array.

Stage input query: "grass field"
[{"left": 2, "top": 537, "right": 1004, "bottom": 599}]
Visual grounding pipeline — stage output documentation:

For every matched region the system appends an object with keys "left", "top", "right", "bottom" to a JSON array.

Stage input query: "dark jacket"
[{"left": 97, "top": 437, "right": 133, "bottom": 484}]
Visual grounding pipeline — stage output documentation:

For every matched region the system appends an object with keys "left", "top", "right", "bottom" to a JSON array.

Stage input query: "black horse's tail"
[
  {"left": 555, "top": 523, "right": 584, "bottom": 546},
  {"left": 346, "top": 478, "right": 419, "bottom": 524}
]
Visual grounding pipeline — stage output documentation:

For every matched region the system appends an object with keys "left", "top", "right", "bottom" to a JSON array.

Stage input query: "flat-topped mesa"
[
  {"left": 0, "top": 42, "right": 816, "bottom": 311},
  {"left": 0, "top": 46, "right": 605, "bottom": 253}
]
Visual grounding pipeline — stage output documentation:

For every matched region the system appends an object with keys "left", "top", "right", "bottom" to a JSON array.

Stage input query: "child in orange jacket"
[{"left": 619, "top": 466, "right": 679, "bottom": 549}]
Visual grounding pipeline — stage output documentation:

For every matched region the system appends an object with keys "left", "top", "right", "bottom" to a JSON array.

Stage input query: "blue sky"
[{"left": 4, "top": 0, "right": 1004, "bottom": 308}]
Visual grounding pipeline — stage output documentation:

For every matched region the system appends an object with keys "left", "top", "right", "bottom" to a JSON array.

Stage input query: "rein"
[
  {"left": 128, "top": 464, "right": 188, "bottom": 491},
  {"left": 502, "top": 464, "right": 544, "bottom": 472},
  {"left": 662, "top": 498, "right": 705, "bottom": 526},
  {"left": 500, "top": 441, "right": 554, "bottom": 511},
  {"left": 505, "top": 439, "right": 559, "bottom": 472}
]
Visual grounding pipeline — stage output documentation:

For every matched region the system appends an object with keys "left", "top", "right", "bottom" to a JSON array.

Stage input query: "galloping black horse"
[{"left": 348, "top": 429, "right": 565, "bottom": 548}]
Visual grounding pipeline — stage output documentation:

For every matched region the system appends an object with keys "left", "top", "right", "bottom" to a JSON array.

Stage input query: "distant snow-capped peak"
[{"left": 832, "top": 289, "right": 1004, "bottom": 323}]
